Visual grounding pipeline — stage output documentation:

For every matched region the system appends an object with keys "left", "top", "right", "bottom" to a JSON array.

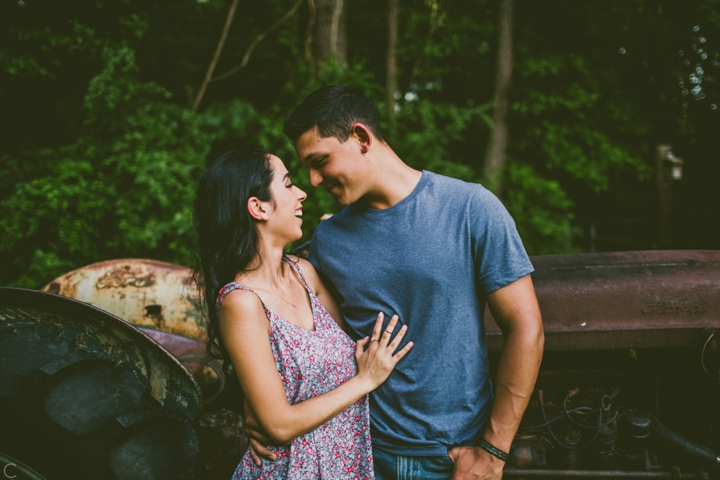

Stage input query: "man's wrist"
[{"left": 476, "top": 438, "right": 509, "bottom": 463}]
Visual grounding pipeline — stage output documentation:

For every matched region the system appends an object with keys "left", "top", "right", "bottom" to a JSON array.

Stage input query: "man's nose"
[{"left": 309, "top": 168, "right": 322, "bottom": 187}]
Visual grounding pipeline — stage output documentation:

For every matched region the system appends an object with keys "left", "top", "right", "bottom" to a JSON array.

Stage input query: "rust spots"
[
  {"left": 41, "top": 259, "right": 212, "bottom": 341},
  {"left": 485, "top": 250, "right": 720, "bottom": 351},
  {"left": 42, "top": 276, "right": 78, "bottom": 299},
  {"left": 144, "top": 304, "right": 165, "bottom": 329},
  {"left": 96, "top": 265, "right": 156, "bottom": 289}
]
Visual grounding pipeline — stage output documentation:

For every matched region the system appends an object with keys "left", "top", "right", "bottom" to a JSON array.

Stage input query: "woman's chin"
[{"left": 291, "top": 229, "right": 303, "bottom": 244}]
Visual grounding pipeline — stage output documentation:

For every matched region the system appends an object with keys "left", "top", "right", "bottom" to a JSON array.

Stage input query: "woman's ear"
[{"left": 247, "top": 196, "right": 270, "bottom": 221}]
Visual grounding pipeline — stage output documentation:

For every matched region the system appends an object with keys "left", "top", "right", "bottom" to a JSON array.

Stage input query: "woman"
[{"left": 194, "top": 147, "right": 413, "bottom": 479}]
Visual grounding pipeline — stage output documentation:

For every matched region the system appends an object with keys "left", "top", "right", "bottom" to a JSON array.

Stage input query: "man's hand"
[
  {"left": 247, "top": 438, "right": 275, "bottom": 466},
  {"left": 448, "top": 446, "right": 504, "bottom": 480},
  {"left": 243, "top": 399, "right": 285, "bottom": 466}
]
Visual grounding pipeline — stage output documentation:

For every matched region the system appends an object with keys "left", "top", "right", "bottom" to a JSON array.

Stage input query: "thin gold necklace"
[{"left": 245, "top": 273, "right": 296, "bottom": 308}]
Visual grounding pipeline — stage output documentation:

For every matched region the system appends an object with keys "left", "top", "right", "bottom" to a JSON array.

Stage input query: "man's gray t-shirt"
[{"left": 307, "top": 171, "right": 533, "bottom": 456}]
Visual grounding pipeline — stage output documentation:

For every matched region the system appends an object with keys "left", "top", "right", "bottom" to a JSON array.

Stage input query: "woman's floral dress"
[{"left": 216, "top": 256, "right": 374, "bottom": 479}]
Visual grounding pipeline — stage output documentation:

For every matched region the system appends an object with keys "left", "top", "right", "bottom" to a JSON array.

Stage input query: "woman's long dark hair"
[{"left": 193, "top": 147, "right": 274, "bottom": 375}]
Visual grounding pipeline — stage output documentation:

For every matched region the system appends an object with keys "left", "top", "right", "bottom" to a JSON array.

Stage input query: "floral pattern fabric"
[{"left": 216, "top": 256, "right": 374, "bottom": 479}]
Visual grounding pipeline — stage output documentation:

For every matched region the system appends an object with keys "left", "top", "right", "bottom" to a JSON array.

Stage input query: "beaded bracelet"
[{"left": 477, "top": 438, "right": 509, "bottom": 462}]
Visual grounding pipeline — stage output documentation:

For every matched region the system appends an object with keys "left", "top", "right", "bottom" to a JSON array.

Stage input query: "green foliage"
[
  {"left": 0, "top": 21, "right": 257, "bottom": 287},
  {"left": 2, "top": 0, "right": 718, "bottom": 287},
  {"left": 503, "top": 162, "right": 576, "bottom": 255},
  {"left": 513, "top": 53, "right": 652, "bottom": 193},
  {"left": 394, "top": 97, "right": 479, "bottom": 181}
]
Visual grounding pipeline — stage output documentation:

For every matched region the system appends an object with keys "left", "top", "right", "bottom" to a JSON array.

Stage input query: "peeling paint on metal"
[{"left": 42, "top": 259, "right": 207, "bottom": 341}]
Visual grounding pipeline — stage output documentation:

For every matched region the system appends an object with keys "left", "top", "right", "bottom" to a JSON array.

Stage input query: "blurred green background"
[{"left": 1, "top": 0, "right": 719, "bottom": 288}]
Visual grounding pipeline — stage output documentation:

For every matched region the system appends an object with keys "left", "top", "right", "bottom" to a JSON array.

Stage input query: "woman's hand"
[{"left": 354, "top": 313, "right": 413, "bottom": 390}]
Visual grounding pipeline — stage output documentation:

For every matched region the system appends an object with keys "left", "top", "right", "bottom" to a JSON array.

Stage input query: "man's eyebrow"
[
  {"left": 301, "top": 152, "right": 317, "bottom": 164},
  {"left": 303, "top": 153, "right": 328, "bottom": 165}
]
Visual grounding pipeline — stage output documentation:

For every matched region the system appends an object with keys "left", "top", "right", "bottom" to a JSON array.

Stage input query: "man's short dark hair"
[{"left": 283, "top": 84, "right": 385, "bottom": 143}]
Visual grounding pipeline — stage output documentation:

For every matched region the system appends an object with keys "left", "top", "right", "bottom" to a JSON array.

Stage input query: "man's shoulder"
[
  {"left": 423, "top": 171, "right": 494, "bottom": 205},
  {"left": 309, "top": 207, "right": 354, "bottom": 241}
]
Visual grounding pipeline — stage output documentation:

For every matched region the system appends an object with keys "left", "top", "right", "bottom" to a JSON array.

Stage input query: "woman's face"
[{"left": 264, "top": 155, "right": 307, "bottom": 243}]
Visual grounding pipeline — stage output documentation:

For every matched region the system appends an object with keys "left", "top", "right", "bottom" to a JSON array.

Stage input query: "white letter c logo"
[{"left": 3, "top": 463, "right": 17, "bottom": 479}]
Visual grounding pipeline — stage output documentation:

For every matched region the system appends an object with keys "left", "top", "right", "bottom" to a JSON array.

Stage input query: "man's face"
[{"left": 294, "top": 126, "right": 369, "bottom": 206}]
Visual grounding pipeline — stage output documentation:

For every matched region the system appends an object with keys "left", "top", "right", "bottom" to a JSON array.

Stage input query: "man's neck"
[{"left": 360, "top": 149, "right": 422, "bottom": 210}]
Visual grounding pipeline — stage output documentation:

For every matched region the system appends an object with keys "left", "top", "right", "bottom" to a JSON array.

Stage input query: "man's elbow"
[
  {"left": 510, "top": 313, "right": 544, "bottom": 355},
  {"left": 535, "top": 322, "right": 545, "bottom": 355},
  {"left": 529, "top": 312, "right": 544, "bottom": 350}
]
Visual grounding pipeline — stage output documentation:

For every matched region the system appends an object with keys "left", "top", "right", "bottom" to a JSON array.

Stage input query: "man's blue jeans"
[{"left": 373, "top": 447, "right": 454, "bottom": 480}]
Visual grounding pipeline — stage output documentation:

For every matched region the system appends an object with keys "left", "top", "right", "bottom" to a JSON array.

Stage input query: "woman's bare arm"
[{"left": 220, "top": 289, "right": 412, "bottom": 444}]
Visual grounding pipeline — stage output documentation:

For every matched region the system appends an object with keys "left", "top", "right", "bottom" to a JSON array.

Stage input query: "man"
[{"left": 252, "top": 84, "right": 544, "bottom": 480}]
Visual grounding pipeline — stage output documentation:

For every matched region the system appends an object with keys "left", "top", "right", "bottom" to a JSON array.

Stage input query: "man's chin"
[
  {"left": 325, "top": 187, "right": 347, "bottom": 205},
  {"left": 333, "top": 194, "right": 354, "bottom": 207}
]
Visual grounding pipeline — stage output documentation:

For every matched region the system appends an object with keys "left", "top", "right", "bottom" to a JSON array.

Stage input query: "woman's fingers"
[
  {"left": 387, "top": 324, "right": 408, "bottom": 351},
  {"left": 355, "top": 336, "right": 369, "bottom": 358},
  {"left": 392, "top": 340, "right": 414, "bottom": 361},
  {"left": 370, "top": 312, "right": 385, "bottom": 345},
  {"left": 380, "top": 315, "right": 399, "bottom": 345},
  {"left": 366, "top": 312, "right": 412, "bottom": 365}
]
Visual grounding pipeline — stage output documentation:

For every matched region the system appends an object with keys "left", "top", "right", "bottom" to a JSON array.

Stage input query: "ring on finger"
[{"left": 371, "top": 337, "right": 379, "bottom": 342}]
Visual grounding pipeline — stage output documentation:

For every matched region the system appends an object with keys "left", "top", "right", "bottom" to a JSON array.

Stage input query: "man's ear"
[
  {"left": 350, "top": 123, "right": 373, "bottom": 154},
  {"left": 247, "top": 196, "right": 270, "bottom": 221}
]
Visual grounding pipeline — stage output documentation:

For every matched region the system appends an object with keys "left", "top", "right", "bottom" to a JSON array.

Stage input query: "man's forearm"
[
  {"left": 482, "top": 323, "right": 544, "bottom": 453},
  {"left": 449, "top": 325, "right": 543, "bottom": 480}
]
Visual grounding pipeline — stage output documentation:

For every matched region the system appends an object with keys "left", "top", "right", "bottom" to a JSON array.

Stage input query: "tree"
[
  {"left": 483, "top": 0, "right": 514, "bottom": 197},
  {"left": 313, "top": 0, "right": 347, "bottom": 66},
  {"left": 386, "top": 0, "right": 399, "bottom": 140},
  {"left": 0, "top": 13, "right": 258, "bottom": 287},
  {"left": 2, "top": 0, "right": 719, "bottom": 288}
]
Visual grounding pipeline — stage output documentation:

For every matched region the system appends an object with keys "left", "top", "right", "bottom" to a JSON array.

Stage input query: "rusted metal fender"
[
  {"left": 138, "top": 327, "right": 225, "bottom": 405},
  {"left": 42, "top": 258, "right": 206, "bottom": 342},
  {"left": 40, "top": 259, "right": 226, "bottom": 405},
  {"left": 485, "top": 250, "right": 720, "bottom": 351},
  {"left": 0, "top": 287, "right": 202, "bottom": 419}
]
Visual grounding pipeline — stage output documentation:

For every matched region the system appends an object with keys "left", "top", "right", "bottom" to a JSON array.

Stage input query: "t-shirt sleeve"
[{"left": 470, "top": 186, "right": 534, "bottom": 294}]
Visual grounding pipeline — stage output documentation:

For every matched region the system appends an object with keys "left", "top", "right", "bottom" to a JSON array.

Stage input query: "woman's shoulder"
[
  {"left": 218, "top": 285, "right": 265, "bottom": 322},
  {"left": 290, "top": 256, "right": 321, "bottom": 286}
]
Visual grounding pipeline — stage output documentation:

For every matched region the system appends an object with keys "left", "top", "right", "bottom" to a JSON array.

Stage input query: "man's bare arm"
[{"left": 449, "top": 274, "right": 544, "bottom": 479}]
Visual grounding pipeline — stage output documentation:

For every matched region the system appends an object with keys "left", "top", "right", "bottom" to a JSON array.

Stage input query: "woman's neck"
[{"left": 238, "top": 238, "right": 289, "bottom": 290}]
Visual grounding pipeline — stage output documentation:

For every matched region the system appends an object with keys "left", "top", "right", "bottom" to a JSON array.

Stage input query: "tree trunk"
[
  {"left": 313, "top": 0, "right": 347, "bottom": 66},
  {"left": 483, "top": 0, "right": 514, "bottom": 197},
  {"left": 386, "top": 0, "right": 399, "bottom": 141}
]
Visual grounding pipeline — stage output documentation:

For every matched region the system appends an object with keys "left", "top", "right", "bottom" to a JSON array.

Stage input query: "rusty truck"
[{"left": 1, "top": 250, "right": 719, "bottom": 479}]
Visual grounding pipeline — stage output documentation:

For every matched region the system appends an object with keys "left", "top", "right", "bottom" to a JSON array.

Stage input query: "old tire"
[{"left": 0, "top": 287, "right": 202, "bottom": 480}]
